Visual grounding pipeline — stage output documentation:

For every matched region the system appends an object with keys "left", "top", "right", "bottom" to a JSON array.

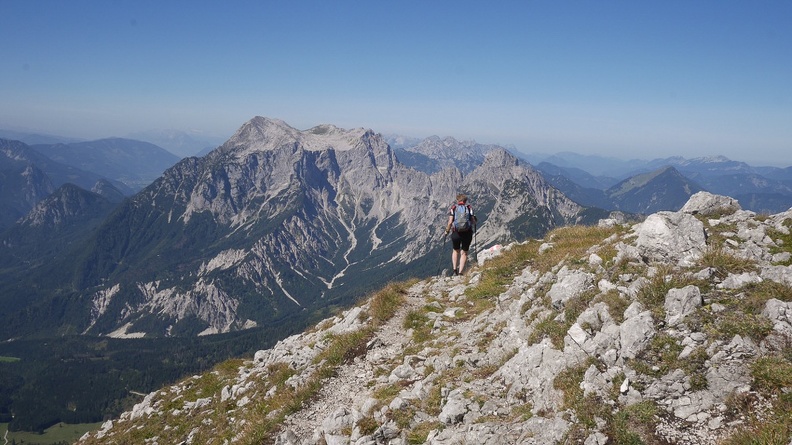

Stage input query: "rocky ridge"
[{"left": 77, "top": 192, "right": 792, "bottom": 444}]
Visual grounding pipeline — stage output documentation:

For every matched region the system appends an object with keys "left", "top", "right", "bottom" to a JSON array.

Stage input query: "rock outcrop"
[{"left": 77, "top": 193, "right": 792, "bottom": 445}]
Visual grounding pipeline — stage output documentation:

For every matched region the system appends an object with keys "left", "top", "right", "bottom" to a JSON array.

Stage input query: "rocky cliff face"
[
  {"left": 77, "top": 192, "right": 792, "bottom": 445},
  {"left": 38, "top": 116, "right": 586, "bottom": 339}
]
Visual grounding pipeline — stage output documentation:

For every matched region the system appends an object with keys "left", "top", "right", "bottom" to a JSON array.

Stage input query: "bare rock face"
[{"left": 619, "top": 302, "right": 656, "bottom": 360}]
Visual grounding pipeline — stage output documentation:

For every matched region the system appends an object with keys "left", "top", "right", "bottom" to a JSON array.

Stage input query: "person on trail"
[{"left": 444, "top": 193, "right": 477, "bottom": 276}]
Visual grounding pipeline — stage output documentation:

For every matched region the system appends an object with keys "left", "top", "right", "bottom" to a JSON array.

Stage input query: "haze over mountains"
[
  {"left": 126, "top": 128, "right": 226, "bottom": 158},
  {"left": 31, "top": 138, "right": 181, "bottom": 192}
]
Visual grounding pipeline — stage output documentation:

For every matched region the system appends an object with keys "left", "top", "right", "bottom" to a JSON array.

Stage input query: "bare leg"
[
  {"left": 458, "top": 250, "right": 468, "bottom": 274},
  {"left": 451, "top": 249, "right": 460, "bottom": 273}
]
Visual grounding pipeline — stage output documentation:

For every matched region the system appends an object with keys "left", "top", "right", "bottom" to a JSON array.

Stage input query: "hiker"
[{"left": 444, "top": 193, "right": 477, "bottom": 276}]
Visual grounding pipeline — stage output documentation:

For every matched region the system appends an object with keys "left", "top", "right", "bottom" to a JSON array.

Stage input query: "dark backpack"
[{"left": 453, "top": 204, "right": 473, "bottom": 233}]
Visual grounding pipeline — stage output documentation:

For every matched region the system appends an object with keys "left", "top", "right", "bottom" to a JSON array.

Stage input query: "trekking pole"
[
  {"left": 438, "top": 230, "right": 448, "bottom": 276},
  {"left": 473, "top": 226, "right": 478, "bottom": 264}
]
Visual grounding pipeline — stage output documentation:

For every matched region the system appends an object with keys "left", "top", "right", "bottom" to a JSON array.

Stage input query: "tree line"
[{"left": 0, "top": 317, "right": 314, "bottom": 432}]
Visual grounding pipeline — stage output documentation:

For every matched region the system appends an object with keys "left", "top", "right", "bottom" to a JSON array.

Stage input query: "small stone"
[{"left": 620, "top": 378, "right": 630, "bottom": 395}]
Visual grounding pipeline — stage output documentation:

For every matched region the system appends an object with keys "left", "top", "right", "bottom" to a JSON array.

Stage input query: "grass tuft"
[
  {"left": 630, "top": 334, "right": 709, "bottom": 391},
  {"left": 403, "top": 310, "right": 432, "bottom": 344},
  {"left": 768, "top": 219, "right": 792, "bottom": 266},
  {"left": 751, "top": 356, "right": 792, "bottom": 393},
  {"left": 596, "top": 289, "right": 630, "bottom": 323},
  {"left": 407, "top": 421, "right": 443, "bottom": 444},
  {"left": 368, "top": 280, "right": 413, "bottom": 325},
  {"left": 356, "top": 416, "right": 379, "bottom": 436},
  {"left": 720, "top": 392, "right": 792, "bottom": 445},
  {"left": 528, "top": 312, "right": 566, "bottom": 349},
  {"left": 608, "top": 401, "right": 659, "bottom": 445},
  {"left": 698, "top": 246, "right": 757, "bottom": 280},
  {"left": 534, "top": 225, "right": 622, "bottom": 273}
]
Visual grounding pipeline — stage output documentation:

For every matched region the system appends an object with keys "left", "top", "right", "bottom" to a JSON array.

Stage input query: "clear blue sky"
[{"left": 1, "top": 1, "right": 790, "bottom": 165}]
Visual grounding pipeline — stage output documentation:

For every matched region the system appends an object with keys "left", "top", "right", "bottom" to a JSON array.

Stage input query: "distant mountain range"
[
  {"left": 532, "top": 153, "right": 792, "bottom": 214},
  {"left": 1, "top": 118, "right": 791, "bottom": 433},
  {"left": 0, "top": 117, "right": 598, "bottom": 341},
  {"left": 0, "top": 127, "right": 225, "bottom": 159},
  {"left": 32, "top": 137, "right": 181, "bottom": 191},
  {"left": 391, "top": 136, "right": 500, "bottom": 174},
  {"left": 0, "top": 128, "right": 84, "bottom": 145},
  {"left": 127, "top": 128, "right": 226, "bottom": 158},
  {"left": 537, "top": 163, "right": 705, "bottom": 214},
  {"left": 0, "top": 135, "right": 187, "bottom": 233},
  {"left": 0, "top": 138, "right": 129, "bottom": 231}
]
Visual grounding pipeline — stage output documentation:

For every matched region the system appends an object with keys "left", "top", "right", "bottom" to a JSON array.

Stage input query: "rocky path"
[{"left": 277, "top": 278, "right": 437, "bottom": 442}]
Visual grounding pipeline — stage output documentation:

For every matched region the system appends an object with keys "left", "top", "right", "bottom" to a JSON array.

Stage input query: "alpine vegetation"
[{"left": 77, "top": 192, "right": 792, "bottom": 445}]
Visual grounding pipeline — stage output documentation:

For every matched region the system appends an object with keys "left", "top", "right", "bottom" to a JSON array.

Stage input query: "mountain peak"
[
  {"left": 220, "top": 117, "right": 377, "bottom": 157},
  {"left": 606, "top": 165, "right": 703, "bottom": 213},
  {"left": 402, "top": 136, "right": 505, "bottom": 174},
  {"left": 221, "top": 116, "right": 301, "bottom": 152},
  {"left": 613, "top": 165, "right": 683, "bottom": 191},
  {"left": 480, "top": 147, "right": 520, "bottom": 168},
  {"left": 19, "top": 183, "right": 107, "bottom": 227},
  {"left": 697, "top": 155, "right": 732, "bottom": 163}
]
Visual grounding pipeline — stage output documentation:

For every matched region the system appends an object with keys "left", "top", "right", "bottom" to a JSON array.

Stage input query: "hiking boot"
[{"left": 453, "top": 268, "right": 459, "bottom": 276}]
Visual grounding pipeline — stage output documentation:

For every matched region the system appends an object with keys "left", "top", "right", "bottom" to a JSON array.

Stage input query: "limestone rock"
[
  {"left": 619, "top": 303, "right": 655, "bottom": 360},
  {"left": 680, "top": 191, "right": 741, "bottom": 216},
  {"left": 664, "top": 285, "right": 703, "bottom": 326},
  {"left": 548, "top": 266, "right": 594, "bottom": 308},
  {"left": 438, "top": 389, "right": 469, "bottom": 425},
  {"left": 635, "top": 211, "right": 706, "bottom": 266}
]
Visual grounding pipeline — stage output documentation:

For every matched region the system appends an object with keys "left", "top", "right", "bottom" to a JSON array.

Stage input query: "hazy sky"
[{"left": 1, "top": 1, "right": 790, "bottom": 165}]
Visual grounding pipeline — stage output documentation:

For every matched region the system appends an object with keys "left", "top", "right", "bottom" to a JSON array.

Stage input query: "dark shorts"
[{"left": 451, "top": 230, "right": 473, "bottom": 251}]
